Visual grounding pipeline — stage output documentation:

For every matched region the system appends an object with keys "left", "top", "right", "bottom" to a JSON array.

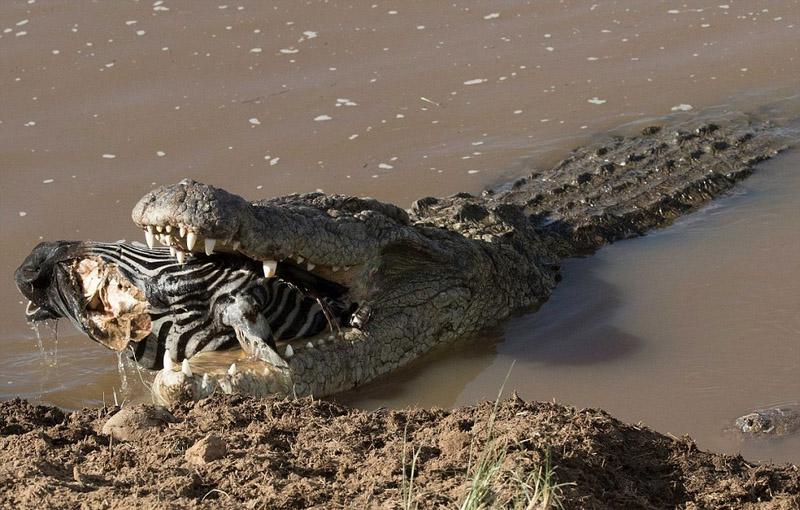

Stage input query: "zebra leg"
[{"left": 220, "top": 292, "right": 289, "bottom": 369}]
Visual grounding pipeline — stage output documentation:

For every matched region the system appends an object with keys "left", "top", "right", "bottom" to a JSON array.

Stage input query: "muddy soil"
[{"left": 1, "top": 394, "right": 798, "bottom": 509}]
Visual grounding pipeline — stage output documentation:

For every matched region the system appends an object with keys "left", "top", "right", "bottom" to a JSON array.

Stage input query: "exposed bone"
[
  {"left": 75, "top": 257, "right": 150, "bottom": 350},
  {"left": 181, "top": 358, "right": 192, "bottom": 377},
  {"left": 186, "top": 232, "right": 198, "bottom": 251},
  {"left": 284, "top": 344, "right": 294, "bottom": 358},
  {"left": 306, "top": 262, "right": 316, "bottom": 271},
  {"left": 164, "top": 350, "right": 173, "bottom": 372},
  {"left": 228, "top": 363, "right": 237, "bottom": 376},
  {"left": 262, "top": 260, "right": 277, "bottom": 278},
  {"left": 145, "top": 230, "right": 155, "bottom": 249},
  {"left": 204, "top": 238, "right": 216, "bottom": 256}
]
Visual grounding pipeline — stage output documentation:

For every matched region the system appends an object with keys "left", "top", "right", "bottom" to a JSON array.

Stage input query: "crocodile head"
[
  {"left": 16, "top": 179, "right": 554, "bottom": 404},
  {"left": 126, "top": 179, "right": 555, "bottom": 403}
]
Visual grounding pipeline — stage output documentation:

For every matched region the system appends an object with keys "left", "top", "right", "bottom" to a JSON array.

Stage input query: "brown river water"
[{"left": 1, "top": 1, "right": 799, "bottom": 463}]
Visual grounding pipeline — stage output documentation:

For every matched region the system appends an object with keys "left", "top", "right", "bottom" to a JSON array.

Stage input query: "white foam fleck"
[
  {"left": 587, "top": 97, "right": 607, "bottom": 105},
  {"left": 52, "top": 49, "right": 60, "bottom": 55},
  {"left": 378, "top": 163, "right": 393, "bottom": 169},
  {"left": 314, "top": 114, "right": 332, "bottom": 121},
  {"left": 24, "top": 121, "right": 36, "bottom": 127},
  {"left": 670, "top": 103, "right": 693, "bottom": 111},
  {"left": 156, "top": 150, "right": 166, "bottom": 157},
  {"left": 587, "top": 56, "right": 598, "bottom": 61},
  {"left": 484, "top": 13, "right": 500, "bottom": 20},
  {"left": 125, "top": 20, "right": 137, "bottom": 25},
  {"left": 280, "top": 48, "right": 299, "bottom": 54},
  {"left": 136, "top": 30, "right": 146, "bottom": 36},
  {"left": 42, "top": 178, "right": 54, "bottom": 184},
  {"left": 250, "top": 47, "right": 262, "bottom": 53},
  {"left": 513, "top": 110, "right": 522, "bottom": 114},
  {"left": 270, "top": 157, "right": 279, "bottom": 166},
  {"left": 396, "top": 114, "right": 405, "bottom": 119},
  {"left": 249, "top": 117, "right": 262, "bottom": 125},
  {"left": 471, "top": 141, "right": 484, "bottom": 146},
  {"left": 463, "top": 78, "right": 487, "bottom": 85},
  {"left": 467, "top": 170, "right": 480, "bottom": 174},
  {"left": 15, "top": 31, "right": 27, "bottom": 37},
  {"left": 303, "top": 31, "right": 318, "bottom": 39},
  {"left": 19, "top": 211, "right": 27, "bottom": 217},
  {"left": 668, "top": 9, "right": 680, "bottom": 14},
  {"left": 417, "top": 25, "right": 425, "bottom": 30},
  {"left": 349, "top": 134, "right": 358, "bottom": 140},
  {"left": 17, "top": 19, "right": 29, "bottom": 26},
  {"left": 102, "top": 153, "right": 117, "bottom": 159}
]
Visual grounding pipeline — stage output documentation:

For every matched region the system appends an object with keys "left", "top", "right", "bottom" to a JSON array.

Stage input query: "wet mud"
[{"left": 2, "top": 393, "right": 800, "bottom": 509}]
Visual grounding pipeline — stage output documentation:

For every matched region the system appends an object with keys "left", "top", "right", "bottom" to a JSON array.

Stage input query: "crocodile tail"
[{"left": 491, "top": 114, "right": 792, "bottom": 258}]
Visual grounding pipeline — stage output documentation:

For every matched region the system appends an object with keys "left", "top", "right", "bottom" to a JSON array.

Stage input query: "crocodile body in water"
[{"left": 14, "top": 113, "right": 794, "bottom": 406}]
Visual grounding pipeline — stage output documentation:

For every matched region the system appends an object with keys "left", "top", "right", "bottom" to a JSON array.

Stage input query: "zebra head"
[{"left": 15, "top": 240, "right": 352, "bottom": 376}]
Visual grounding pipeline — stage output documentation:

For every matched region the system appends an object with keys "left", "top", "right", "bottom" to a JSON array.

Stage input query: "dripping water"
[{"left": 33, "top": 319, "right": 59, "bottom": 368}]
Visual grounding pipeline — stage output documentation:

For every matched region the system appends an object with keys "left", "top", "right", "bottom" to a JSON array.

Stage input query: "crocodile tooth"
[
  {"left": 228, "top": 363, "right": 237, "bottom": 376},
  {"left": 232, "top": 240, "right": 241, "bottom": 250},
  {"left": 169, "top": 246, "right": 176, "bottom": 256},
  {"left": 284, "top": 344, "right": 294, "bottom": 358},
  {"left": 186, "top": 232, "right": 197, "bottom": 251},
  {"left": 332, "top": 266, "right": 340, "bottom": 272},
  {"left": 176, "top": 250, "right": 185, "bottom": 264},
  {"left": 201, "top": 373, "right": 212, "bottom": 390},
  {"left": 145, "top": 230, "right": 155, "bottom": 249},
  {"left": 263, "top": 260, "right": 277, "bottom": 278},
  {"left": 163, "top": 350, "right": 173, "bottom": 371},
  {"left": 306, "top": 341, "right": 314, "bottom": 349},
  {"left": 164, "top": 234, "right": 172, "bottom": 246},
  {"left": 156, "top": 225, "right": 163, "bottom": 233},
  {"left": 165, "top": 225, "right": 172, "bottom": 233},
  {"left": 306, "top": 262, "right": 316, "bottom": 271},
  {"left": 179, "top": 225, "right": 186, "bottom": 238},
  {"left": 181, "top": 358, "right": 192, "bottom": 377},
  {"left": 296, "top": 255, "right": 305, "bottom": 264},
  {"left": 204, "top": 238, "right": 216, "bottom": 256}
]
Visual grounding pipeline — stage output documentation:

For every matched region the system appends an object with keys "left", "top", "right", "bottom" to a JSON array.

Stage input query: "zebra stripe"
[{"left": 76, "top": 243, "right": 349, "bottom": 369}]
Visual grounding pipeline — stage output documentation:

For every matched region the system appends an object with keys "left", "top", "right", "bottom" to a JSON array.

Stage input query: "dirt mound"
[{"left": 1, "top": 394, "right": 798, "bottom": 509}]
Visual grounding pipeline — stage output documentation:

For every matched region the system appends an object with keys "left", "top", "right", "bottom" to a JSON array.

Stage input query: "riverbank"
[{"left": 1, "top": 394, "right": 798, "bottom": 509}]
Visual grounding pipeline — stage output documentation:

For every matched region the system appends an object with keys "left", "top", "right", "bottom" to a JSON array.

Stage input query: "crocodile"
[{"left": 14, "top": 113, "right": 793, "bottom": 406}]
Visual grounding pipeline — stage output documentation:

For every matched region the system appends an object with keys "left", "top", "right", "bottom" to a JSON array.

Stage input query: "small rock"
[
  {"left": 101, "top": 404, "right": 177, "bottom": 442},
  {"left": 185, "top": 434, "right": 226, "bottom": 465}
]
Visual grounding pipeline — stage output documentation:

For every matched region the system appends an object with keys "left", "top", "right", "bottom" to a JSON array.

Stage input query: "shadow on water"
[{"left": 500, "top": 266, "right": 641, "bottom": 367}]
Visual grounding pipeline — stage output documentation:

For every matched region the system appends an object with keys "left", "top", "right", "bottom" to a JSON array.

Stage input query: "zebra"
[{"left": 15, "top": 241, "right": 354, "bottom": 370}]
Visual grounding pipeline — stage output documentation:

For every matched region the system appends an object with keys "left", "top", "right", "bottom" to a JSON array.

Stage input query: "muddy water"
[{"left": 1, "top": 2, "right": 799, "bottom": 461}]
